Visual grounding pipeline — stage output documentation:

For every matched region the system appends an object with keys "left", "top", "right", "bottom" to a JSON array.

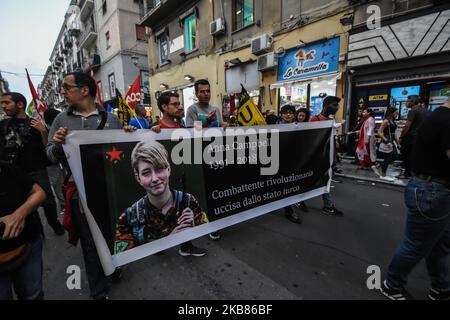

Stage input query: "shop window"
[
  {"left": 184, "top": 14, "right": 197, "bottom": 52},
  {"left": 233, "top": 0, "right": 254, "bottom": 31},
  {"left": 157, "top": 32, "right": 168, "bottom": 64}
]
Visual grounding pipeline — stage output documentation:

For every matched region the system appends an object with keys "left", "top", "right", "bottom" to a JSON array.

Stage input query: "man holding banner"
[
  {"left": 46, "top": 72, "right": 122, "bottom": 300},
  {"left": 186, "top": 79, "right": 224, "bottom": 128}
]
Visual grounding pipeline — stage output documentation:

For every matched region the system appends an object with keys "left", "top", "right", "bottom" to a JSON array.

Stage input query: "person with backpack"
[
  {"left": 46, "top": 72, "right": 123, "bottom": 300},
  {"left": 114, "top": 140, "right": 209, "bottom": 255}
]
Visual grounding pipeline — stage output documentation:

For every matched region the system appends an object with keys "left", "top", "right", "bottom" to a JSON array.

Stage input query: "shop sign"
[
  {"left": 277, "top": 37, "right": 340, "bottom": 82},
  {"left": 369, "top": 94, "right": 388, "bottom": 101}
]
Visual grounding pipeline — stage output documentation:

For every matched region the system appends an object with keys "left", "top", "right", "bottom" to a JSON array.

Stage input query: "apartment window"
[
  {"left": 233, "top": 0, "right": 254, "bottom": 30},
  {"left": 157, "top": 32, "right": 168, "bottom": 64},
  {"left": 102, "top": 0, "right": 107, "bottom": 15},
  {"left": 184, "top": 14, "right": 197, "bottom": 52},
  {"left": 105, "top": 31, "right": 110, "bottom": 49},
  {"left": 136, "top": 24, "right": 146, "bottom": 41}
]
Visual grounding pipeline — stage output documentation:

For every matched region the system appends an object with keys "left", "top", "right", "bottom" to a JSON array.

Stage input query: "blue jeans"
[
  {"left": 0, "top": 237, "right": 44, "bottom": 300},
  {"left": 386, "top": 177, "right": 450, "bottom": 290}
]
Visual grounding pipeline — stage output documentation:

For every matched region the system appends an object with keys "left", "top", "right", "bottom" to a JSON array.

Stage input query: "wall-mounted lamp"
[
  {"left": 184, "top": 74, "right": 194, "bottom": 81},
  {"left": 160, "top": 83, "right": 169, "bottom": 89}
]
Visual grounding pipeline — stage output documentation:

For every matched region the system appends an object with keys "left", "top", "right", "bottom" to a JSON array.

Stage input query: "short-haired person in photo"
[{"left": 115, "top": 140, "right": 209, "bottom": 257}]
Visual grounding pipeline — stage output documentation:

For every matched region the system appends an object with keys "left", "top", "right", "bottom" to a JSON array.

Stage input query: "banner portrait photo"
[{"left": 62, "top": 121, "right": 334, "bottom": 273}]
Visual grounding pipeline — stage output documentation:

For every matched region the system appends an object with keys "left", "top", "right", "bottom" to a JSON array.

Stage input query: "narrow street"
[{"left": 41, "top": 177, "right": 430, "bottom": 300}]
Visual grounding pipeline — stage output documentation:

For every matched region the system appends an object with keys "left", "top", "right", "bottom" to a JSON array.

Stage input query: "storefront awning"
[{"left": 270, "top": 72, "right": 341, "bottom": 90}]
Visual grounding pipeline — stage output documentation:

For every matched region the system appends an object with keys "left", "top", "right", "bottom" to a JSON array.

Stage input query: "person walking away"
[
  {"left": 397, "top": 95, "right": 426, "bottom": 179},
  {"left": 356, "top": 109, "right": 381, "bottom": 176}
]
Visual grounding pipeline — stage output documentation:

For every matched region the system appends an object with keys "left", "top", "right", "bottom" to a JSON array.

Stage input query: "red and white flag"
[
  {"left": 25, "top": 68, "right": 47, "bottom": 117},
  {"left": 89, "top": 63, "right": 104, "bottom": 108},
  {"left": 125, "top": 75, "right": 141, "bottom": 109}
]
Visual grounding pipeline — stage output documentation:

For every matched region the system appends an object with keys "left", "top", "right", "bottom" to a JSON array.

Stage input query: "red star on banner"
[{"left": 106, "top": 146, "right": 124, "bottom": 163}]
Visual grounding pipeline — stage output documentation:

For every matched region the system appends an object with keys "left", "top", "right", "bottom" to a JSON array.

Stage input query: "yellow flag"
[
  {"left": 116, "top": 88, "right": 134, "bottom": 126},
  {"left": 236, "top": 85, "right": 266, "bottom": 126}
]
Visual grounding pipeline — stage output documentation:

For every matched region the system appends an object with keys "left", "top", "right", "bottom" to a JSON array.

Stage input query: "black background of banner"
[{"left": 203, "top": 129, "right": 331, "bottom": 220}]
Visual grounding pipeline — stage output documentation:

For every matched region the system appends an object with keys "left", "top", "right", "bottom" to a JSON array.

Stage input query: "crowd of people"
[{"left": 0, "top": 71, "right": 448, "bottom": 301}]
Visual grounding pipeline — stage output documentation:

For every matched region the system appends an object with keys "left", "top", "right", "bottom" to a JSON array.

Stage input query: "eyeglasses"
[
  {"left": 60, "top": 83, "right": 82, "bottom": 92},
  {"left": 168, "top": 102, "right": 181, "bottom": 107}
]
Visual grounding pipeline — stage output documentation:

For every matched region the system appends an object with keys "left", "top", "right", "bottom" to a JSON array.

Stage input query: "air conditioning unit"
[
  {"left": 209, "top": 18, "right": 225, "bottom": 36},
  {"left": 251, "top": 34, "right": 272, "bottom": 55},
  {"left": 258, "top": 52, "right": 277, "bottom": 71}
]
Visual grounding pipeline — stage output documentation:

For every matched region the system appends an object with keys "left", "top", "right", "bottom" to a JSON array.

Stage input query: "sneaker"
[
  {"left": 380, "top": 280, "right": 414, "bottom": 300},
  {"left": 51, "top": 221, "right": 65, "bottom": 236},
  {"left": 178, "top": 245, "right": 207, "bottom": 257},
  {"left": 380, "top": 176, "right": 395, "bottom": 182},
  {"left": 109, "top": 267, "right": 123, "bottom": 283},
  {"left": 396, "top": 174, "right": 411, "bottom": 179},
  {"left": 371, "top": 165, "right": 382, "bottom": 177},
  {"left": 322, "top": 206, "right": 344, "bottom": 216},
  {"left": 296, "top": 201, "right": 309, "bottom": 212},
  {"left": 209, "top": 232, "right": 221, "bottom": 240},
  {"left": 285, "top": 211, "right": 303, "bottom": 224},
  {"left": 428, "top": 288, "right": 450, "bottom": 300}
]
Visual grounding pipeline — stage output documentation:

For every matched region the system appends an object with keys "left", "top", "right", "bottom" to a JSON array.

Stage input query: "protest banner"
[{"left": 62, "top": 121, "right": 333, "bottom": 272}]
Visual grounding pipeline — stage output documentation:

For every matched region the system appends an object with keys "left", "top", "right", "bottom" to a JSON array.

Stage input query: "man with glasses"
[{"left": 46, "top": 72, "right": 122, "bottom": 300}]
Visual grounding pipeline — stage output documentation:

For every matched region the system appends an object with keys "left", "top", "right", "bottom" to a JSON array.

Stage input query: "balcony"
[
  {"left": 79, "top": 24, "right": 97, "bottom": 49},
  {"left": 80, "top": 0, "right": 94, "bottom": 22},
  {"left": 140, "top": 0, "right": 198, "bottom": 29}
]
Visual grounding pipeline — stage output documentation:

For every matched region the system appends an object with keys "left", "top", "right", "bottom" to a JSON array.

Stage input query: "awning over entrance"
[{"left": 270, "top": 72, "right": 341, "bottom": 90}]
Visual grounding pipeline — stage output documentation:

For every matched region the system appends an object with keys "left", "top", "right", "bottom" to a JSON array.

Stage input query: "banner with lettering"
[{"left": 63, "top": 122, "right": 334, "bottom": 273}]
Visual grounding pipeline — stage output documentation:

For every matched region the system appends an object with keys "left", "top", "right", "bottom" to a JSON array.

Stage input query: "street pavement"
[{"left": 39, "top": 175, "right": 432, "bottom": 300}]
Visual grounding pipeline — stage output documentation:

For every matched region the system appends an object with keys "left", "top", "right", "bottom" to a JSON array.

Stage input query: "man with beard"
[{"left": 46, "top": 72, "right": 122, "bottom": 299}]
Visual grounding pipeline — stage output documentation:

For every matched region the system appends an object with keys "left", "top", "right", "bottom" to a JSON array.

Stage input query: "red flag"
[
  {"left": 25, "top": 68, "right": 47, "bottom": 117},
  {"left": 89, "top": 63, "right": 104, "bottom": 108},
  {"left": 125, "top": 75, "right": 141, "bottom": 109}
]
